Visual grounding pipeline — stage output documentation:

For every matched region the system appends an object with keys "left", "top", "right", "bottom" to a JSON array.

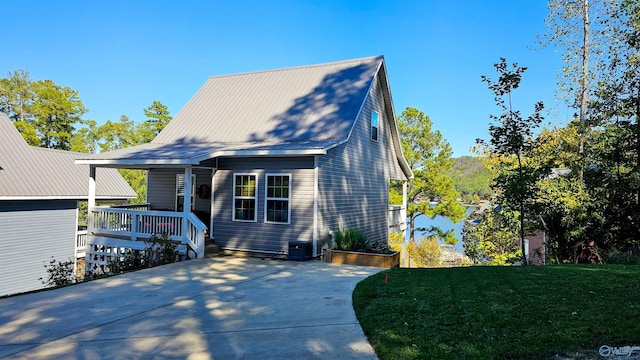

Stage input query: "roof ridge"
[{"left": 207, "top": 55, "right": 383, "bottom": 80}]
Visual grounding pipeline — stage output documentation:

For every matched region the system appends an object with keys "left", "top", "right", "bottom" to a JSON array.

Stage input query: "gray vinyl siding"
[
  {"left": 147, "top": 168, "right": 214, "bottom": 215},
  {"left": 0, "top": 200, "right": 77, "bottom": 297},
  {"left": 213, "top": 157, "right": 315, "bottom": 253},
  {"left": 317, "top": 73, "right": 406, "bottom": 251}
]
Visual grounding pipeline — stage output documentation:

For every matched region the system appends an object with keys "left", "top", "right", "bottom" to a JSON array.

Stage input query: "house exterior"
[
  {"left": 77, "top": 56, "right": 412, "bottom": 264},
  {"left": 0, "top": 113, "right": 136, "bottom": 297}
]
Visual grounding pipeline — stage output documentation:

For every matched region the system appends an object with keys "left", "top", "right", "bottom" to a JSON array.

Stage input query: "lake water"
[{"left": 407, "top": 207, "right": 475, "bottom": 253}]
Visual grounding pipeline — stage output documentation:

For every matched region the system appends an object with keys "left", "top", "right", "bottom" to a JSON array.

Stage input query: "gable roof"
[
  {"left": 77, "top": 56, "right": 412, "bottom": 178},
  {"left": 0, "top": 113, "right": 137, "bottom": 200}
]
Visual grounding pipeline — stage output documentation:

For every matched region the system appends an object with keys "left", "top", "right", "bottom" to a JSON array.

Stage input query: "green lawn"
[{"left": 353, "top": 265, "right": 640, "bottom": 359}]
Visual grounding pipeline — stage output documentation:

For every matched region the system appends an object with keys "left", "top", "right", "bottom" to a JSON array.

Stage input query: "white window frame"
[
  {"left": 264, "top": 173, "right": 291, "bottom": 224},
  {"left": 176, "top": 173, "right": 196, "bottom": 212},
  {"left": 371, "top": 110, "right": 379, "bottom": 141},
  {"left": 233, "top": 173, "right": 258, "bottom": 222}
]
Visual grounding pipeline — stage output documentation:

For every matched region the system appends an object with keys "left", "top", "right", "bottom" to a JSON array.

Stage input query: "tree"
[
  {"left": 462, "top": 207, "right": 521, "bottom": 265},
  {"left": 479, "top": 59, "right": 547, "bottom": 265},
  {"left": 539, "top": 0, "right": 616, "bottom": 180},
  {"left": 0, "top": 69, "right": 33, "bottom": 124},
  {"left": 397, "top": 107, "right": 465, "bottom": 245},
  {"left": 139, "top": 100, "right": 172, "bottom": 143},
  {"left": 586, "top": 0, "right": 640, "bottom": 253},
  {"left": 29, "top": 79, "right": 86, "bottom": 150}
]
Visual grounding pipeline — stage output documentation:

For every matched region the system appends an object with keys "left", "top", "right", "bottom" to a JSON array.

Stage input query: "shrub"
[
  {"left": 333, "top": 228, "right": 369, "bottom": 251},
  {"left": 388, "top": 232, "right": 404, "bottom": 253},
  {"left": 40, "top": 257, "right": 76, "bottom": 288},
  {"left": 601, "top": 247, "right": 640, "bottom": 265},
  {"left": 406, "top": 237, "right": 442, "bottom": 267}
]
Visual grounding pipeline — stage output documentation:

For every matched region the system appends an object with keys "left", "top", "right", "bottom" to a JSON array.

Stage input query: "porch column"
[
  {"left": 182, "top": 167, "right": 193, "bottom": 240},
  {"left": 88, "top": 166, "right": 96, "bottom": 226},
  {"left": 86, "top": 165, "right": 96, "bottom": 276}
]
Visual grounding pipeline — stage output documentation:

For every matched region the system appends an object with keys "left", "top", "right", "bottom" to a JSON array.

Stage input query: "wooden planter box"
[{"left": 324, "top": 249, "right": 400, "bottom": 268}]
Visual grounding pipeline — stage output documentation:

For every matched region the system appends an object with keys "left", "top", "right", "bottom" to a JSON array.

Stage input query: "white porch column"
[
  {"left": 182, "top": 167, "right": 193, "bottom": 242},
  {"left": 86, "top": 165, "right": 96, "bottom": 276},
  {"left": 88, "top": 166, "right": 96, "bottom": 225}
]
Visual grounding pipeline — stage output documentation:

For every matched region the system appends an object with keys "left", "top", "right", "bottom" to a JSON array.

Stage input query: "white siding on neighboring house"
[{"left": 0, "top": 201, "right": 77, "bottom": 297}]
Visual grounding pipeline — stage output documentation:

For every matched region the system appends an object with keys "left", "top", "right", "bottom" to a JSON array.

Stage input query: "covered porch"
[{"left": 83, "top": 163, "right": 211, "bottom": 275}]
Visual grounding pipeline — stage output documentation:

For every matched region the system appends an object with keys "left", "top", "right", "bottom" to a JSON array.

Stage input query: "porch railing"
[
  {"left": 89, "top": 206, "right": 206, "bottom": 258},
  {"left": 76, "top": 227, "right": 88, "bottom": 258},
  {"left": 388, "top": 205, "right": 407, "bottom": 232}
]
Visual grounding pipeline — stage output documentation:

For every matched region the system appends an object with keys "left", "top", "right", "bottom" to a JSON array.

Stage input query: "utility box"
[{"left": 288, "top": 241, "right": 312, "bottom": 261}]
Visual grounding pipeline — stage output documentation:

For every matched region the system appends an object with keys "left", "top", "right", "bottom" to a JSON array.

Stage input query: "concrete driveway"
[{"left": 0, "top": 255, "right": 382, "bottom": 360}]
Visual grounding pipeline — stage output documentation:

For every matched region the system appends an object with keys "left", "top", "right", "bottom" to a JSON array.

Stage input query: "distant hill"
[{"left": 446, "top": 156, "right": 493, "bottom": 202}]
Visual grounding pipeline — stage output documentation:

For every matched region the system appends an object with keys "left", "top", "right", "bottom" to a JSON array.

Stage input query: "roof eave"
[
  {"left": 76, "top": 148, "right": 328, "bottom": 168},
  {"left": 0, "top": 195, "right": 136, "bottom": 201}
]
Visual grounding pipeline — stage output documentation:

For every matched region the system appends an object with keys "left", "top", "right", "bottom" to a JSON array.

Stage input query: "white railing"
[
  {"left": 89, "top": 206, "right": 206, "bottom": 258},
  {"left": 388, "top": 205, "right": 407, "bottom": 232},
  {"left": 76, "top": 228, "right": 88, "bottom": 258}
]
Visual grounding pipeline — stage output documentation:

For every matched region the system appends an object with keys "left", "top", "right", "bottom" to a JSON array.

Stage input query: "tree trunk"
[{"left": 578, "top": 0, "right": 590, "bottom": 182}]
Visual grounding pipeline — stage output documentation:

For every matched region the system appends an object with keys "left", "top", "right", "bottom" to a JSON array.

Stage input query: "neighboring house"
[
  {"left": 77, "top": 56, "right": 413, "bottom": 268},
  {"left": 0, "top": 113, "right": 136, "bottom": 297}
]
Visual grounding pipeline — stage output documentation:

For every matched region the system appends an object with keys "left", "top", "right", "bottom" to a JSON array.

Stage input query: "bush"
[
  {"left": 333, "top": 228, "right": 369, "bottom": 251},
  {"left": 388, "top": 232, "right": 404, "bottom": 253},
  {"left": 601, "top": 247, "right": 640, "bottom": 265},
  {"left": 40, "top": 257, "right": 76, "bottom": 288},
  {"left": 406, "top": 237, "right": 442, "bottom": 267}
]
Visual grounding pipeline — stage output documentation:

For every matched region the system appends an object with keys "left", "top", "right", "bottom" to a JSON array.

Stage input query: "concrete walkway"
[{"left": 0, "top": 256, "right": 382, "bottom": 359}]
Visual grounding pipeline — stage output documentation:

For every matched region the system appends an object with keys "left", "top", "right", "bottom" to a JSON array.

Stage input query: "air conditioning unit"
[{"left": 288, "top": 241, "right": 312, "bottom": 261}]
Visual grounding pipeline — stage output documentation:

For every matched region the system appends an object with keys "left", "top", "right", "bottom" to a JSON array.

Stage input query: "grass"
[{"left": 353, "top": 265, "right": 640, "bottom": 359}]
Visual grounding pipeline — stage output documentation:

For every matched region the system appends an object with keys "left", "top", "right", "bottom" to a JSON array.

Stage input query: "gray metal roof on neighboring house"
[
  {"left": 76, "top": 56, "right": 413, "bottom": 178},
  {"left": 0, "top": 113, "right": 137, "bottom": 200}
]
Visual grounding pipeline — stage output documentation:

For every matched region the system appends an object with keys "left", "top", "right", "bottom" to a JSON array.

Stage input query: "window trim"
[
  {"left": 233, "top": 173, "right": 258, "bottom": 223},
  {"left": 371, "top": 110, "right": 379, "bottom": 141},
  {"left": 175, "top": 173, "right": 196, "bottom": 212},
  {"left": 264, "top": 173, "right": 291, "bottom": 225}
]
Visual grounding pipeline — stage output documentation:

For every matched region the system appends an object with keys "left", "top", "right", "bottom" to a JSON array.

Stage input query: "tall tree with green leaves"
[
  {"left": 397, "top": 107, "right": 465, "bottom": 244},
  {"left": 139, "top": 100, "right": 172, "bottom": 143},
  {"left": 539, "top": 0, "right": 616, "bottom": 180},
  {"left": 586, "top": 0, "right": 640, "bottom": 253},
  {"left": 479, "top": 59, "right": 547, "bottom": 265},
  {"left": 29, "top": 79, "right": 86, "bottom": 150}
]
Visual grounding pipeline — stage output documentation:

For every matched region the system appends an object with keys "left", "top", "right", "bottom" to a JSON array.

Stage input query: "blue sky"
[{"left": 2, "top": 1, "right": 570, "bottom": 157}]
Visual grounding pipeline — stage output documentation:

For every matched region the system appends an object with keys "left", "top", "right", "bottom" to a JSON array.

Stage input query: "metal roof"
[
  {"left": 76, "top": 56, "right": 413, "bottom": 178},
  {"left": 0, "top": 113, "right": 137, "bottom": 200}
]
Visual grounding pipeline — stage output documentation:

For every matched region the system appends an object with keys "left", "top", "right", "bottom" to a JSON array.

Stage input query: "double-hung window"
[
  {"left": 233, "top": 174, "right": 257, "bottom": 222},
  {"left": 371, "top": 110, "right": 379, "bottom": 141},
  {"left": 265, "top": 174, "right": 291, "bottom": 224}
]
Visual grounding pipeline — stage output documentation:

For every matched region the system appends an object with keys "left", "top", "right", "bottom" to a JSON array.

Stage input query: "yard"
[{"left": 353, "top": 265, "right": 640, "bottom": 359}]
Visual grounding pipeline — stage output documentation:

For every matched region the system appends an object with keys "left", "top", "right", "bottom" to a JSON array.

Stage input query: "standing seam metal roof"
[
  {"left": 0, "top": 113, "right": 136, "bottom": 199},
  {"left": 75, "top": 56, "right": 413, "bottom": 179}
]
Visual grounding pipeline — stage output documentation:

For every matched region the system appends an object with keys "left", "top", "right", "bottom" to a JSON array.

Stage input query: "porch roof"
[{"left": 75, "top": 139, "right": 336, "bottom": 168}]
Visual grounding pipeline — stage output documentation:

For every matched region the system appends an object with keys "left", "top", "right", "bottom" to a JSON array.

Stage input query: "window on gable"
[
  {"left": 265, "top": 174, "right": 291, "bottom": 224},
  {"left": 371, "top": 111, "right": 379, "bottom": 141},
  {"left": 233, "top": 174, "right": 257, "bottom": 222}
]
